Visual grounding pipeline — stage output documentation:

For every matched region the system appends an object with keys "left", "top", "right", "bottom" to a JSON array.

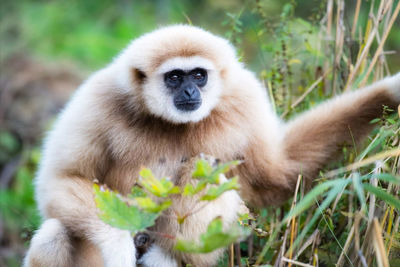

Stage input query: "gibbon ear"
[{"left": 132, "top": 68, "right": 147, "bottom": 84}]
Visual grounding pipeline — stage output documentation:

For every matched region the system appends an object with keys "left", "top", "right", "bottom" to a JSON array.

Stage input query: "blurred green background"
[{"left": 1, "top": 0, "right": 399, "bottom": 266}]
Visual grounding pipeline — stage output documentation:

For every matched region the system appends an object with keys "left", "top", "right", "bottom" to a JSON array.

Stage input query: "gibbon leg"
[
  {"left": 26, "top": 176, "right": 136, "bottom": 267},
  {"left": 24, "top": 219, "right": 73, "bottom": 267}
]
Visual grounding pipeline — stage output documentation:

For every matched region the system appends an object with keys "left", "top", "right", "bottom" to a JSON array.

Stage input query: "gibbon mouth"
[{"left": 174, "top": 100, "right": 202, "bottom": 111}]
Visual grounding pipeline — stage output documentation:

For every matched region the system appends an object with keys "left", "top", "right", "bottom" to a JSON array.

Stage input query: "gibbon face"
[
  {"left": 116, "top": 25, "right": 239, "bottom": 123},
  {"left": 142, "top": 56, "right": 223, "bottom": 123}
]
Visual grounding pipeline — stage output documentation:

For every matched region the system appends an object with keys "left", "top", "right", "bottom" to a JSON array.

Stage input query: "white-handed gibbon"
[{"left": 24, "top": 25, "right": 400, "bottom": 267}]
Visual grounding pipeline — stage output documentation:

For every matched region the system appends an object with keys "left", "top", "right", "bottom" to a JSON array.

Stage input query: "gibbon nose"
[{"left": 183, "top": 86, "right": 199, "bottom": 99}]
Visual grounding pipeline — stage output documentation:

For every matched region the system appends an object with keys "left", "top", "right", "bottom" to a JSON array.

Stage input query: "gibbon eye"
[
  {"left": 165, "top": 70, "right": 184, "bottom": 87},
  {"left": 190, "top": 68, "right": 207, "bottom": 86},
  {"left": 170, "top": 74, "right": 179, "bottom": 81},
  {"left": 193, "top": 72, "right": 203, "bottom": 80}
]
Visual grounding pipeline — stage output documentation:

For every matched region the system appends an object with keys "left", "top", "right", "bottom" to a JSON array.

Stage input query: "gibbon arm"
[
  {"left": 240, "top": 74, "right": 400, "bottom": 207},
  {"left": 27, "top": 87, "right": 137, "bottom": 267},
  {"left": 26, "top": 172, "right": 136, "bottom": 267},
  {"left": 40, "top": 175, "right": 136, "bottom": 267}
]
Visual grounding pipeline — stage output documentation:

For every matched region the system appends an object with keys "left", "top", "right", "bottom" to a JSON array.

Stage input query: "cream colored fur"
[{"left": 24, "top": 24, "right": 400, "bottom": 267}]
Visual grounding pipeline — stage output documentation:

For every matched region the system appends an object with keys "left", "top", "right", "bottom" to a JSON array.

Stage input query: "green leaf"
[
  {"left": 352, "top": 173, "right": 366, "bottom": 211},
  {"left": 387, "top": 118, "right": 396, "bottom": 124},
  {"left": 131, "top": 186, "right": 147, "bottom": 197},
  {"left": 291, "top": 179, "right": 349, "bottom": 251},
  {"left": 135, "top": 197, "right": 172, "bottom": 213},
  {"left": 94, "top": 184, "right": 158, "bottom": 233},
  {"left": 283, "top": 179, "right": 342, "bottom": 222},
  {"left": 361, "top": 173, "right": 400, "bottom": 185},
  {"left": 200, "top": 177, "right": 240, "bottom": 201},
  {"left": 363, "top": 183, "right": 400, "bottom": 210},
  {"left": 193, "top": 160, "right": 240, "bottom": 185},
  {"left": 184, "top": 160, "right": 240, "bottom": 197},
  {"left": 0, "top": 131, "right": 19, "bottom": 153},
  {"left": 192, "top": 159, "right": 213, "bottom": 178},
  {"left": 174, "top": 218, "right": 246, "bottom": 253},
  {"left": 357, "top": 130, "right": 393, "bottom": 160},
  {"left": 183, "top": 184, "right": 196, "bottom": 196},
  {"left": 139, "top": 168, "right": 180, "bottom": 197},
  {"left": 369, "top": 118, "right": 381, "bottom": 124}
]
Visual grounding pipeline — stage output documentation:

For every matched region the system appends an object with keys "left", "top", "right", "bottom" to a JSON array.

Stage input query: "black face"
[{"left": 164, "top": 68, "right": 208, "bottom": 112}]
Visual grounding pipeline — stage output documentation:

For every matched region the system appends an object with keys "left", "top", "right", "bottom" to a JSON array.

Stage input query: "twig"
[
  {"left": 281, "top": 70, "right": 330, "bottom": 118},
  {"left": 229, "top": 244, "right": 234, "bottom": 267}
]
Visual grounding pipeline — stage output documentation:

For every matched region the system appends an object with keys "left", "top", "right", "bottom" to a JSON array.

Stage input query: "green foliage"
[
  {"left": 0, "top": 130, "right": 21, "bottom": 165},
  {"left": 0, "top": 149, "right": 41, "bottom": 236},
  {"left": 94, "top": 159, "right": 245, "bottom": 254},
  {"left": 134, "top": 197, "right": 172, "bottom": 214},
  {"left": 184, "top": 159, "right": 240, "bottom": 197},
  {"left": 94, "top": 184, "right": 158, "bottom": 233},
  {"left": 0, "top": 132, "right": 40, "bottom": 266},
  {"left": 138, "top": 168, "right": 180, "bottom": 198},
  {"left": 175, "top": 217, "right": 247, "bottom": 253},
  {"left": 363, "top": 183, "right": 400, "bottom": 210},
  {"left": 283, "top": 179, "right": 346, "bottom": 222},
  {"left": 200, "top": 176, "right": 240, "bottom": 201}
]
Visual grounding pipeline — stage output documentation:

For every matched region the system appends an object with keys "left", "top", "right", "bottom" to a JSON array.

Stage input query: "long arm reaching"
[{"left": 239, "top": 73, "right": 400, "bottom": 207}]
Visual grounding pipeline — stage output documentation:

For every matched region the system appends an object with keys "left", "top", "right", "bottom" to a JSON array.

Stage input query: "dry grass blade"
[
  {"left": 368, "top": 166, "right": 380, "bottom": 221},
  {"left": 387, "top": 206, "right": 400, "bottom": 254},
  {"left": 287, "top": 175, "right": 302, "bottom": 264},
  {"left": 360, "top": 0, "right": 400, "bottom": 87},
  {"left": 277, "top": 230, "right": 289, "bottom": 267},
  {"left": 351, "top": 0, "right": 362, "bottom": 37},
  {"left": 337, "top": 225, "right": 355, "bottom": 267},
  {"left": 384, "top": 207, "right": 394, "bottom": 247},
  {"left": 344, "top": 0, "right": 387, "bottom": 91},
  {"left": 281, "top": 257, "right": 314, "bottom": 267},
  {"left": 372, "top": 218, "right": 390, "bottom": 267},
  {"left": 344, "top": 25, "right": 377, "bottom": 91},
  {"left": 326, "top": 0, "right": 333, "bottom": 37},
  {"left": 294, "top": 229, "right": 319, "bottom": 261},
  {"left": 323, "top": 0, "right": 333, "bottom": 94},
  {"left": 332, "top": 0, "right": 345, "bottom": 94},
  {"left": 360, "top": 220, "right": 375, "bottom": 266},
  {"left": 276, "top": 175, "right": 303, "bottom": 266},
  {"left": 281, "top": 70, "right": 330, "bottom": 118},
  {"left": 325, "top": 148, "right": 400, "bottom": 177}
]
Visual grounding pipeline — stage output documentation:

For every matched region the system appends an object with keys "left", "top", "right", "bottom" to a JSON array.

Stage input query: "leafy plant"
[
  {"left": 175, "top": 217, "right": 248, "bottom": 253},
  {"left": 94, "top": 158, "right": 248, "bottom": 253}
]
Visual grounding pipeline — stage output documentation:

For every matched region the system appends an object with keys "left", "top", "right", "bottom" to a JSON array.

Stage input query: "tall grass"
[{"left": 223, "top": 1, "right": 400, "bottom": 266}]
